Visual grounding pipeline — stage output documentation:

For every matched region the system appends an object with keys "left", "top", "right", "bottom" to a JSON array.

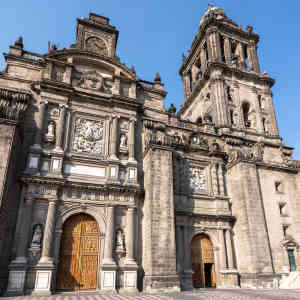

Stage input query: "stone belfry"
[{"left": 179, "top": 4, "right": 279, "bottom": 139}]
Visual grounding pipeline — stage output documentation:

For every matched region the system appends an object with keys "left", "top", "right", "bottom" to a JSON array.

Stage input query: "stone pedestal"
[
  {"left": 101, "top": 268, "right": 116, "bottom": 291},
  {"left": 219, "top": 269, "right": 239, "bottom": 288},
  {"left": 6, "top": 270, "right": 26, "bottom": 296}
]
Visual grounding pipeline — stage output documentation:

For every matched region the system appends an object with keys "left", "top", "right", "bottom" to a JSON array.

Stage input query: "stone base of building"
[
  {"left": 101, "top": 264, "right": 117, "bottom": 291},
  {"left": 218, "top": 269, "right": 239, "bottom": 288},
  {"left": 181, "top": 270, "right": 193, "bottom": 291},
  {"left": 240, "top": 273, "right": 279, "bottom": 289},
  {"left": 143, "top": 274, "right": 180, "bottom": 293}
]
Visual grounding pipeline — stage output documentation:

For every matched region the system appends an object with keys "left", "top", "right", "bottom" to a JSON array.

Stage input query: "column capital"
[
  {"left": 129, "top": 117, "right": 137, "bottom": 123},
  {"left": 59, "top": 103, "right": 68, "bottom": 109},
  {"left": 40, "top": 99, "right": 49, "bottom": 106}
]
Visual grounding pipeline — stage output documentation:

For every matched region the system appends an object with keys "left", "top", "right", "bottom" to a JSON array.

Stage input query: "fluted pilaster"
[
  {"left": 125, "top": 207, "right": 137, "bottom": 264},
  {"left": 38, "top": 199, "right": 57, "bottom": 265},
  {"left": 32, "top": 100, "right": 48, "bottom": 149},
  {"left": 128, "top": 118, "right": 136, "bottom": 162},
  {"left": 55, "top": 104, "right": 67, "bottom": 152},
  {"left": 226, "top": 229, "right": 234, "bottom": 269},
  {"left": 110, "top": 116, "right": 118, "bottom": 160},
  {"left": 103, "top": 206, "right": 115, "bottom": 265},
  {"left": 13, "top": 197, "right": 34, "bottom": 264}
]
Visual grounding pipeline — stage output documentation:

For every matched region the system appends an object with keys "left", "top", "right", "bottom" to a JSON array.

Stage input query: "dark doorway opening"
[{"left": 204, "top": 263, "right": 213, "bottom": 287}]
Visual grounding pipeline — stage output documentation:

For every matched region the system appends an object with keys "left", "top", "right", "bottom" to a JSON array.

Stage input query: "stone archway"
[
  {"left": 56, "top": 213, "right": 100, "bottom": 291},
  {"left": 191, "top": 234, "right": 216, "bottom": 288}
]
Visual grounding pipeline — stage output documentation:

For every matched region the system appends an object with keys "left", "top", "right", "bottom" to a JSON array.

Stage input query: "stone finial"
[
  {"left": 246, "top": 26, "right": 253, "bottom": 34},
  {"left": 182, "top": 53, "right": 186, "bottom": 62},
  {"left": 168, "top": 103, "right": 177, "bottom": 115},
  {"left": 130, "top": 65, "right": 136, "bottom": 74},
  {"left": 14, "top": 36, "right": 24, "bottom": 49},
  {"left": 154, "top": 72, "right": 161, "bottom": 83}
]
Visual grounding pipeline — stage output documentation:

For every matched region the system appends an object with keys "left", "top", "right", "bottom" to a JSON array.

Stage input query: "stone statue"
[
  {"left": 30, "top": 224, "right": 43, "bottom": 249},
  {"left": 120, "top": 133, "right": 128, "bottom": 148},
  {"left": 115, "top": 229, "right": 125, "bottom": 253},
  {"left": 44, "top": 121, "right": 55, "bottom": 143}
]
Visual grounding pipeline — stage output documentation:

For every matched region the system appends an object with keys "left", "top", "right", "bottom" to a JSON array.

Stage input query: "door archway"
[
  {"left": 191, "top": 234, "right": 216, "bottom": 288},
  {"left": 56, "top": 213, "right": 100, "bottom": 291}
]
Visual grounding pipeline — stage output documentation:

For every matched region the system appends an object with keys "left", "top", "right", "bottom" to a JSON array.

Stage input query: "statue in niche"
[
  {"left": 115, "top": 229, "right": 125, "bottom": 254},
  {"left": 44, "top": 121, "right": 55, "bottom": 143},
  {"left": 30, "top": 224, "right": 43, "bottom": 250},
  {"left": 120, "top": 133, "right": 128, "bottom": 148}
]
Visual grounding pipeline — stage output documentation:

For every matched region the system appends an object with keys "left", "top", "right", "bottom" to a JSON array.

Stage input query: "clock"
[{"left": 86, "top": 37, "right": 108, "bottom": 56}]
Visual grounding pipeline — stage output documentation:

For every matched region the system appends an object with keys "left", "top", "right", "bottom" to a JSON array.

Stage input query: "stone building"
[{"left": 0, "top": 5, "right": 300, "bottom": 295}]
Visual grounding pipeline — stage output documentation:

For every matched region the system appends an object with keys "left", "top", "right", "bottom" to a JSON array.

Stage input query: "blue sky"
[{"left": 1, "top": 1, "right": 300, "bottom": 158}]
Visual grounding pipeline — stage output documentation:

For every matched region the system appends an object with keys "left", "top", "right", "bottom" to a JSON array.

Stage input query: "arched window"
[
  {"left": 196, "top": 116, "right": 203, "bottom": 125},
  {"left": 242, "top": 102, "right": 251, "bottom": 128}
]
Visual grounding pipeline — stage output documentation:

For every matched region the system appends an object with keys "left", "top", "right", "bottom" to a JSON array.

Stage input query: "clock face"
[{"left": 86, "top": 37, "right": 108, "bottom": 56}]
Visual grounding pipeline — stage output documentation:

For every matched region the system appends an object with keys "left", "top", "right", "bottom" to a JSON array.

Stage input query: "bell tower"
[{"left": 179, "top": 5, "right": 279, "bottom": 138}]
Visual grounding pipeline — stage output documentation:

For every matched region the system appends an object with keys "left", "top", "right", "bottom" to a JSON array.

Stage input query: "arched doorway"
[
  {"left": 56, "top": 213, "right": 100, "bottom": 291},
  {"left": 191, "top": 234, "right": 216, "bottom": 288}
]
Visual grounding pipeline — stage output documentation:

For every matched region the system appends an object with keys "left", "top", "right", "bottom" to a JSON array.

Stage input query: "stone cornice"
[
  {"left": 175, "top": 210, "right": 236, "bottom": 222},
  {"left": 0, "top": 87, "right": 31, "bottom": 123},
  {"left": 21, "top": 175, "right": 143, "bottom": 195}
]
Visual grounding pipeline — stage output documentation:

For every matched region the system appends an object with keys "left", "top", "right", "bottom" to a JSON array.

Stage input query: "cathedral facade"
[{"left": 0, "top": 6, "right": 300, "bottom": 296}]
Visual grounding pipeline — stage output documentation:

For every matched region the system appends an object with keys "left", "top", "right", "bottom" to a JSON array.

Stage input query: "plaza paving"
[{"left": 2, "top": 289, "right": 300, "bottom": 300}]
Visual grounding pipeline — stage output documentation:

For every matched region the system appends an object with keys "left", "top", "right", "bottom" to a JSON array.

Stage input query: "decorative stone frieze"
[
  {"left": 0, "top": 88, "right": 30, "bottom": 122},
  {"left": 189, "top": 168, "right": 206, "bottom": 193}
]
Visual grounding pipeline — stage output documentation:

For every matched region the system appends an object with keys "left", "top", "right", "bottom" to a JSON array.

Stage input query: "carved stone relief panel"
[
  {"left": 119, "top": 119, "right": 129, "bottom": 155},
  {"left": 72, "top": 118, "right": 104, "bottom": 155},
  {"left": 72, "top": 69, "right": 112, "bottom": 94},
  {"left": 189, "top": 167, "right": 206, "bottom": 193}
]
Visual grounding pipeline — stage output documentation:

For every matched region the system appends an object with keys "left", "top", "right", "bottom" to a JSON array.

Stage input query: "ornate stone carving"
[
  {"left": 72, "top": 118, "right": 104, "bottom": 155},
  {"left": 73, "top": 70, "right": 112, "bottom": 93},
  {"left": 115, "top": 228, "right": 125, "bottom": 254},
  {"left": 86, "top": 37, "right": 108, "bottom": 56},
  {"left": 226, "top": 142, "right": 264, "bottom": 167},
  {"left": 280, "top": 147, "right": 300, "bottom": 168},
  {"left": 189, "top": 168, "right": 206, "bottom": 192},
  {"left": 44, "top": 121, "right": 55, "bottom": 143},
  {"left": 120, "top": 133, "right": 128, "bottom": 148},
  {"left": 0, "top": 88, "right": 30, "bottom": 122},
  {"left": 30, "top": 224, "right": 43, "bottom": 250}
]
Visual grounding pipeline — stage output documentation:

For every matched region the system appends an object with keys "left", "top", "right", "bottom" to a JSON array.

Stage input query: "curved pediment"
[{"left": 47, "top": 49, "right": 138, "bottom": 81}]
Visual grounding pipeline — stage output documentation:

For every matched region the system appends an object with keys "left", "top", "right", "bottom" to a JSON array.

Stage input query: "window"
[
  {"left": 287, "top": 249, "right": 296, "bottom": 272},
  {"left": 242, "top": 102, "right": 251, "bottom": 128}
]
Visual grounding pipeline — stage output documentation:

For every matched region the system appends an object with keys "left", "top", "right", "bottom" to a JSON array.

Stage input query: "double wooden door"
[
  {"left": 191, "top": 234, "right": 216, "bottom": 288},
  {"left": 56, "top": 214, "right": 99, "bottom": 291}
]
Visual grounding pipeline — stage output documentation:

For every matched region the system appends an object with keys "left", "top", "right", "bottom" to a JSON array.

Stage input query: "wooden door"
[
  {"left": 191, "top": 234, "right": 216, "bottom": 288},
  {"left": 56, "top": 214, "right": 99, "bottom": 291}
]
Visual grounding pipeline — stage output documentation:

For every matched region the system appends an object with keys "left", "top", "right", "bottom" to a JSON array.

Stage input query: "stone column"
[
  {"left": 219, "top": 229, "right": 227, "bottom": 269},
  {"left": 252, "top": 90, "right": 264, "bottom": 134},
  {"left": 200, "top": 47, "right": 207, "bottom": 74},
  {"left": 182, "top": 224, "right": 193, "bottom": 290},
  {"left": 128, "top": 118, "right": 136, "bottom": 163},
  {"left": 110, "top": 116, "right": 118, "bottom": 160},
  {"left": 129, "top": 82, "right": 136, "bottom": 98},
  {"left": 13, "top": 197, "right": 34, "bottom": 264},
  {"left": 54, "top": 104, "right": 67, "bottom": 152},
  {"left": 38, "top": 199, "right": 57, "bottom": 265},
  {"left": 176, "top": 225, "right": 184, "bottom": 273},
  {"left": 125, "top": 207, "right": 137, "bottom": 264},
  {"left": 224, "top": 37, "right": 232, "bottom": 64},
  {"left": 103, "top": 206, "right": 115, "bottom": 265},
  {"left": 218, "top": 163, "right": 225, "bottom": 196},
  {"left": 247, "top": 42, "right": 260, "bottom": 73},
  {"left": 212, "top": 162, "right": 219, "bottom": 195},
  {"left": 33, "top": 198, "right": 57, "bottom": 295},
  {"left": 226, "top": 229, "right": 234, "bottom": 269},
  {"left": 32, "top": 100, "right": 48, "bottom": 150}
]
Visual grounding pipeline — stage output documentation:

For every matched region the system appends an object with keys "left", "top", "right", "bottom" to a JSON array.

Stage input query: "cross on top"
[{"left": 208, "top": 2, "right": 213, "bottom": 9}]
